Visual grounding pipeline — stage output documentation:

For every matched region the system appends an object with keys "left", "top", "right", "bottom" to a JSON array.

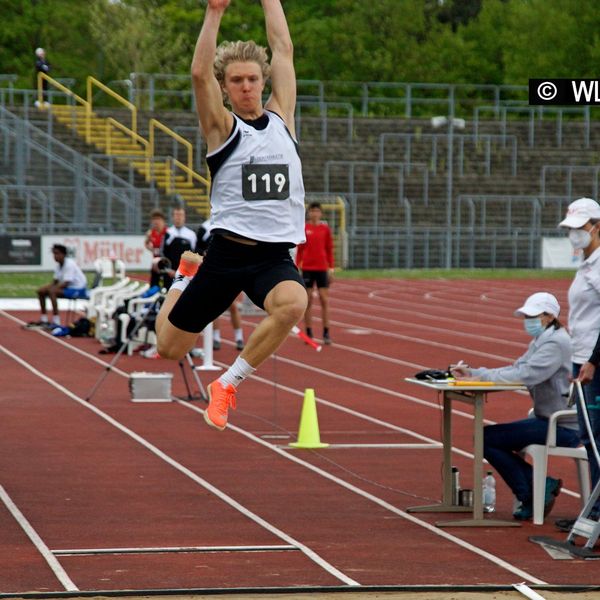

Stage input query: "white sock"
[
  {"left": 169, "top": 272, "right": 192, "bottom": 292},
  {"left": 52, "top": 315, "right": 61, "bottom": 325},
  {"left": 234, "top": 328, "right": 243, "bottom": 342},
  {"left": 219, "top": 356, "right": 255, "bottom": 388},
  {"left": 40, "top": 315, "right": 48, "bottom": 323},
  {"left": 213, "top": 330, "right": 221, "bottom": 343}
]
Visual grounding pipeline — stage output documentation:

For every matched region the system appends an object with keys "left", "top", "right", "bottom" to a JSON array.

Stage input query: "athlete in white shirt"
[
  {"left": 34, "top": 244, "right": 87, "bottom": 326},
  {"left": 155, "top": 0, "right": 307, "bottom": 431}
]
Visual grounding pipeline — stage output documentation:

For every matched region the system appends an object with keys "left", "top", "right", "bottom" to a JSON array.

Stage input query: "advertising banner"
[
  {"left": 0, "top": 235, "right": 151, "bottom": 272},
  {"left": 541, "top": 237, "right": 582, "bottom": 269}
]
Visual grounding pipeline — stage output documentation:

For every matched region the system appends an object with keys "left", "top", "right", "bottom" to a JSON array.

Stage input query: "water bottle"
[
  {"left": 482, "top": 471, "right": 496, "bottom": 513},
  {"left": 451, "top": 466, "right": 460, "bottom": 506}
]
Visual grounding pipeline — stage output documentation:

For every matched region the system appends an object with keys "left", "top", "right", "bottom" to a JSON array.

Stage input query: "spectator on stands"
[
  {"left": 29, "top": 244, "right": 88, "bottom": 328},
  {"left": 450, "top": 292, "right": 579, "bottom": 521},
  {"left": 196, "top": 219, "right": 244, "bottom": 351},
  {"left": 160, "top": 206, "right": 197, "bottom": 290},
  {"left": 145, "top": 208, "right": 168, "bottom": 288},
  {"left": 554, "top": 197, "right": 600, "bottom": 531},
  {"left": 296, "top": 202, "right": 334, "bottom": 344},
  {"left": 34, "top": 47, "right": 51, "bottom": 106}
]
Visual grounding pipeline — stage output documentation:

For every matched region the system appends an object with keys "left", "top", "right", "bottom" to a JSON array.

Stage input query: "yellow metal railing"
[
  {"left": 164, "top": 157, "right": 210, "bottom": 195},
  {"left": 149, "top": 119, "right": 194, "bottom": 183},
  {"left": 38, "top": 74, "right": 211, "bottom": 211},
  {"left": 87, "top": 76, "right": 137, "bottom": 136},
  {"left": 37, "top": 73, "right": 92, "bottom": 141},
  {"left": 105, "top": 117, "right": 149, "bottom": 156}
]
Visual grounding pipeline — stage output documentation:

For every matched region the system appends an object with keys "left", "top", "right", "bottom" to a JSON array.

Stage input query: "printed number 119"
[{"left": 247, "top": 172, "right": 287, "bottom": 194}]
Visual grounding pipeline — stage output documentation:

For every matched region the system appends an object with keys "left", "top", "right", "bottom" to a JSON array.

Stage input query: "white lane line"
[
  {"left": 4, "top": 308, "right": 461, "bottom": 440},
  {"left": 252, "top": 350, "right": 495, "bottom": 434},
  {"left": 337, "top": 279, "right": 566, "bottom": 328},
  {"left": 177, "top": 400, "right": 547, "bottom": 585},
  {"left": 52, "top": 545, "right": 297, "bottom": 556},
  {"left": 0, "top": 485, "right": 79, "bottom": 591},
  {"left": 332, "top": 304, "right": 526, "bottom": 349},
  {"left": 0, "top": 343, "right": 359, "bottom": 588},
  {"left": 4, "top": 311, "right": 580, "bottom": 500},
  {"left": 0, "top": 313, "right": 559, "bottom": 583},
  {"left": 328, "top": 317, "right": 521, "bottom": 362},
  {"left": 513, "top": 582, "right": 548, "bottom": 600},
  {"left": 284, "top": 443, "right": 441, "bottom": 450},
  {"left": 344, "top": 283, "right": 519, "bottom": 324}
]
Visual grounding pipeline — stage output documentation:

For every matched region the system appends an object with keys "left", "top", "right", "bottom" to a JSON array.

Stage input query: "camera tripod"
[
  {"left": 177, "top": 353, "right": 207, "bottom": 402},
  {"left": 85, "top": 283, "right": 208, "bottom": 404}
]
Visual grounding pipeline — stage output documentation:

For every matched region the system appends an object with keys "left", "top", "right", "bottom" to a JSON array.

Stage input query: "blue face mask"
[{"left": 524, "top": 317, "right": 545, "bottom": 337}]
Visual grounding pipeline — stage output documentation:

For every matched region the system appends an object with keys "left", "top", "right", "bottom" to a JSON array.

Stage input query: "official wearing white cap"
[
  {"left": 557, "top": 197, "right": 600, "bottom": 528},
  {"left": 514, "top": 291, "right": 561, "bottom": 319},
  {"left": 450, "top": 291, "right": 578, "bottom": 521}
]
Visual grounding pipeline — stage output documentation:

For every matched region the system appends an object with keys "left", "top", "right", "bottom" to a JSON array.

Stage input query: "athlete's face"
[{"left": 223, "top": 61, "right": 265, "bottom": 117}]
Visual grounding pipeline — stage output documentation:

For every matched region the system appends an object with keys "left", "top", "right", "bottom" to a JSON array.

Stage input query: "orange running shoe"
[
  {"left": 204, "top": 380, "right": 237, "bottom": 430},
  {"left": 177, "top": 250, "right": 202, "bottom": 278}
]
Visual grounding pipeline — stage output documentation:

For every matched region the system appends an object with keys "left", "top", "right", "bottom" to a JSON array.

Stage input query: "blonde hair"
[{"left": 214, "top": 40, "right": 271, "bottom": 86}]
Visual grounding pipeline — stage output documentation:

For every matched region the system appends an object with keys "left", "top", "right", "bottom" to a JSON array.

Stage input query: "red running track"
[{"left": 0, "top": 277, "right": 596, "bottom": 593}]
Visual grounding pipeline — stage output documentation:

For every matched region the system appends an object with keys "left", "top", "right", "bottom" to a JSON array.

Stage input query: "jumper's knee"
[
  {"left": 156, "top": 328, "right": 196, "bottom": 361},
  {"left": 270, "top": 292, "right": 307, "bottom": 329}
]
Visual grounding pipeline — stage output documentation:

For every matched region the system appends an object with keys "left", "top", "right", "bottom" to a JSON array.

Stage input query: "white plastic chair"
[
  {"left": 87, "top": 277, "right": 131, "bottom": 320},
  {"left": 94, "top": 281, "right": 148, "bottom": 340},
  {"left": 521, "top": 409, "right": 591, "bottom": 525},
  {"left": 93, "top": 257, "right": 127, "bottom": 281},
  {"left": 118, "top": 291, "right": 161, "bottom": 355}
]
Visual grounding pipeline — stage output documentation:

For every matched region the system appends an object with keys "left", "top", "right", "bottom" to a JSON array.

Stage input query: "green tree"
[
  {"left": 502, "top": 0, "right": 600, "bottom": 83},
  {"left": 0, "top": 0, "right": 95, "bottom": 91}
]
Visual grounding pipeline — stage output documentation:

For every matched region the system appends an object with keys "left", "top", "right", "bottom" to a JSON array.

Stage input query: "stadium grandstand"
[{"left": 2, "top": 73, "right": 599, "bottom": 270}]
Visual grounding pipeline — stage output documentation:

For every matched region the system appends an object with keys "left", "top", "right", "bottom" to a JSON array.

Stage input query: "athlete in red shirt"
[
  {"left": 144, "top": 209, "right": 168, "bottom": 287},
  {"left": 295, "top": 202, "right": 334, "bottom": 344}
]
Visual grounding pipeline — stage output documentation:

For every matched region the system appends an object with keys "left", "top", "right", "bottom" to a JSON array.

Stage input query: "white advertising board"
[
  {"left": 0, "top": 235, "right": 152, "bottom": 272},
  {"left": 541, "top": 237, "right": 582, "bottom": 269}
]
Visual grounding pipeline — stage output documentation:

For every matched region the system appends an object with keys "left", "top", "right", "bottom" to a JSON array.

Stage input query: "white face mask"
[{"left": 569, "top": 229, "right": 592, "bottom": 250}]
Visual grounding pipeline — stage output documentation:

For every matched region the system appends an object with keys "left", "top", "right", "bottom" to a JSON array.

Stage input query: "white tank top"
[{"left": 207, "top": 111, "right": 306, "bottom": 244}]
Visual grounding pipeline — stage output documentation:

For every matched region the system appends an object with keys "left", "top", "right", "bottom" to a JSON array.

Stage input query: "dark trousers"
[
  {"left": 573, "top": 363, "right": 600, "bottom": 513},
  {"left": 484, "top": 417, "right": 580, "bottom": 504}
]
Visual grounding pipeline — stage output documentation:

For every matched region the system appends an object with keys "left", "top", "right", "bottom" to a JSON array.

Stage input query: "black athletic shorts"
[
  {"left": 168, "top": 234, "right": 305, "bottom": 333},
  {"left": 302, "top": 269, "right": 329, "bottom": 289}
]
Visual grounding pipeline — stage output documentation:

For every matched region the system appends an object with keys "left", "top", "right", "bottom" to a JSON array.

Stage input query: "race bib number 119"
[{"left": 242, "top": 163, "right": 290, "bottom": 201}]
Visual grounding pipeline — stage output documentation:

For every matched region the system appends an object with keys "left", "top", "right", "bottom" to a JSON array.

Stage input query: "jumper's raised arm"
[
  {"left": 190, "top": 0, "right": 233, "bottom": 150},
  {"left": 262, "top": 0, "right": 297, "bottom": 133}
]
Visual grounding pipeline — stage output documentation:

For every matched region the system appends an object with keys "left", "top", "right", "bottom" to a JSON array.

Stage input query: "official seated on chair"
[
  {"left": 29, "top": 244, "right": 88, "bottom": 328},
  {"left": 450, "top": 292, "right": 580, "bottom": 522}
]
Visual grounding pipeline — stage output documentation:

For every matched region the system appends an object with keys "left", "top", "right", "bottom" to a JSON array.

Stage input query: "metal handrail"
[
  {"left": 87, "top": 76, "right": 137, "bottom": 135},
  {"left": 105, "top": 117, "right": 148, "bottom": 156},
  {"left": 165, "top": 157, "right": 210, "bottom": 195},
  {"left": 37, "top": 73, "right": 91, "bottom": 141},
  {"left": 149, "top": 119, "right": 193, "bottom": 182},
  {"left": 540, "top": 164, "right": 600, "bottom": 202},
  {"left": 128, "top": 74, "right": 533, "bottom": 117},
  {"left": 379, "top": 131, "right": 518, "bottom": 177}
]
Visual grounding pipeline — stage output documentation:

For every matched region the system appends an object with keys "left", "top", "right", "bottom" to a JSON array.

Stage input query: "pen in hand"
[{"left": 450, "top": 360, "right": 471, "bottom": 378}]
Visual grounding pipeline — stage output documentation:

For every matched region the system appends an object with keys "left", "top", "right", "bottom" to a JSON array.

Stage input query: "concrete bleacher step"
[{"left": 17, "top": 102, "right": 600, "bottom": 258}]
